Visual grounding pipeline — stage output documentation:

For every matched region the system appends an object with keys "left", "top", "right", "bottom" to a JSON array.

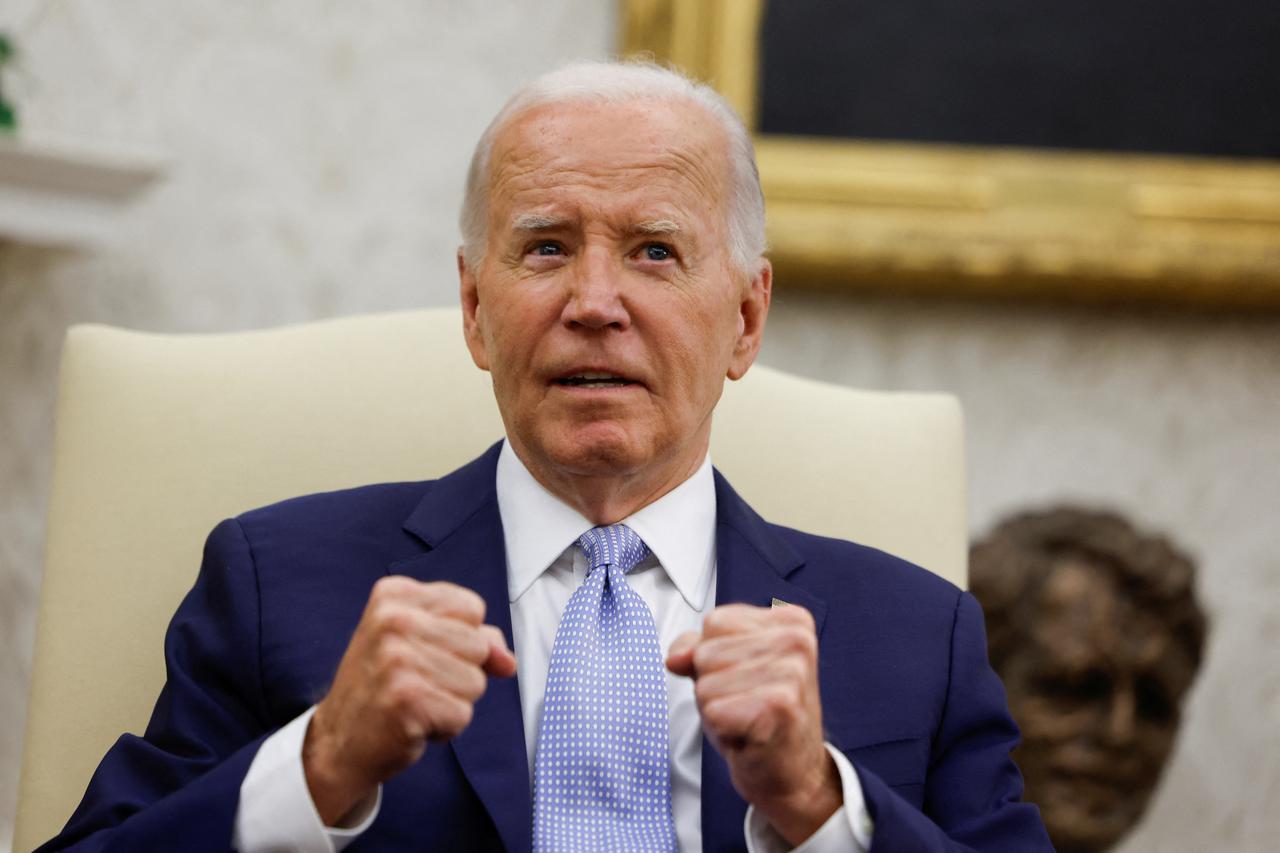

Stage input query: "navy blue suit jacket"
[{"left": 43, "top": 443, "right": 1050, "bottom": 851}]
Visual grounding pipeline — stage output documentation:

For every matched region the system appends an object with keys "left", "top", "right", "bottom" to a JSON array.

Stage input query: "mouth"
[{"left": 552, "top": 370, "right": 641, "bottom": 389}]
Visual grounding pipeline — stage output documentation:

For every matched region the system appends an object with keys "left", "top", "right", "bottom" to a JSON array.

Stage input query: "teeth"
[{"left": 558, "top": 372, "right": 633, "bottom": 387}]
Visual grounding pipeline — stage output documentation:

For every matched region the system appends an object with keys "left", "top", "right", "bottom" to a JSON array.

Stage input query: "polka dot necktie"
[{"left": 532, "top": 524, "right": 678, "bottom": 852}]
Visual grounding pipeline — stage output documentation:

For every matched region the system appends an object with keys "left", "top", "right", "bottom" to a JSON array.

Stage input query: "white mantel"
[{"left": 0, "top": 134, "right": 166, "bottom": 246}]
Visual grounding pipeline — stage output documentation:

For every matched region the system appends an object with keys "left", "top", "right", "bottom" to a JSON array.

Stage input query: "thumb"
[
  {"left": 479, "top": 624, "right": 517, "bottom": 678},
  {"left": 665, "top": 631, "right": 701, "bottom": 677}
]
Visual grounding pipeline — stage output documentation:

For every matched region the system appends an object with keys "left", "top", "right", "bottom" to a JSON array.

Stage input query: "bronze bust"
[{"left": 970, "top": 508, "right": 1207, "bottom": 853}]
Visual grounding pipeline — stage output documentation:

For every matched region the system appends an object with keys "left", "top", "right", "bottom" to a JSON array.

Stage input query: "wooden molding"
[{"left": 620, "top": 0, "right": 1280, "bottom": 309}]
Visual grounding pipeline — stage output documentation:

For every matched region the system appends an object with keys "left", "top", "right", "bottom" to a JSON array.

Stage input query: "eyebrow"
[
  {"left": 632, "top": 219, "right": 682, "bottom": 237},
  {"left": 511, "top": 213, "right": 569, "bottom": 232},
  {"left": 508, "top": 213, "right": 685, "bottom": 238}
]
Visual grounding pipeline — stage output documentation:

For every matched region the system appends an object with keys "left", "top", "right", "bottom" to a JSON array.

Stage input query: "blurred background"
[{"left": 1, "top": 1, "right": 1277, "bottom": 851}]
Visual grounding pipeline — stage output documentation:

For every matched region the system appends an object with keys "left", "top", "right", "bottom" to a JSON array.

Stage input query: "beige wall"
[
  {"left": 762, "top": 290, "right": 1280, "bottom": 852},
  {"left": 0, "top": 2, "right": 619, "bottom": 849},
  {"left": 2, "top": 2, "right": 1277, "bottom": 851}
]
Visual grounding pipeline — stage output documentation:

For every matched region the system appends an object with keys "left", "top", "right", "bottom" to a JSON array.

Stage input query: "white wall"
[{"left": 2, "top": 2, "right": 1277, "bottom": 851}]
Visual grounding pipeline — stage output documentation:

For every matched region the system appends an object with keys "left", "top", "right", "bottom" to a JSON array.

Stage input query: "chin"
[
  {"left": 1042, "top": 791, "right": 1141, "bottom": 852},
  {"left": 538, "top": 424, "right": 654, "bottom": 477},
  {"left": 1045, "top": 815, "right": 1132, "bottom": 853},
  {"left": 556, "top": 440, "right": 648, "bottom": 476}
]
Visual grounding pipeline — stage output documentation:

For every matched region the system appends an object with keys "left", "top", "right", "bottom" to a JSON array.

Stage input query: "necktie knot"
[{"left": 577, "top": 523, "right": 649, "bottom": 575}]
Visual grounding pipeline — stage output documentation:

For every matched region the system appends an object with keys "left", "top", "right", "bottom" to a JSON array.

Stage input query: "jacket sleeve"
[
  {"left": 857, "top": 591, "right": 1054, "bottom": 853},
  {"left": 36, "top": 518, "right": 275, "bottom": 852}
]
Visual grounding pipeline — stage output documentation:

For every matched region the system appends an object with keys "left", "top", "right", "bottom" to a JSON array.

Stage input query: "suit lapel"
[
  {"left": 391, "top": 443, "right": 531, "bottom": 853},
  {"left": 701, "top": 471, "right": 828, "bottom": 852}
]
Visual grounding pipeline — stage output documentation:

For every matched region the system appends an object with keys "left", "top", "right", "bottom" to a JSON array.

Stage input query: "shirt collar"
[{"left": 496, "top": 439, "right": 716, "bottom": 611}]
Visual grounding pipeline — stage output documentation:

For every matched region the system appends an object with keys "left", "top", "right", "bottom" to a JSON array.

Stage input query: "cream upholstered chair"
[{"left": 15, "top": 307, "right": 966, "bottom": 850}]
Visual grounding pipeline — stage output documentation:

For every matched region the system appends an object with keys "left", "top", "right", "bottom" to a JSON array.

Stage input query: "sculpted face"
[
  {"left": 1002, "top": 562, "right": 1198, "bottom": 853},
  {"left": 460, "top": 96, "right": 769, "bottom": 515}
]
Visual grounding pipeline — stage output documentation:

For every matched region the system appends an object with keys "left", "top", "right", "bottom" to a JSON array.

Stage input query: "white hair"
[{"left": 459, "top": 60, "right": 767, "bottom": 274}]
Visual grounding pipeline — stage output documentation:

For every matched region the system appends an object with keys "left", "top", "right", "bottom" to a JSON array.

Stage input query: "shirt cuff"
[
  {"left": 233, "top": 705, "right": 382, "bottom": 852},
  {"left": 743, "top": 743, "right": 874, "bottom": 853}
]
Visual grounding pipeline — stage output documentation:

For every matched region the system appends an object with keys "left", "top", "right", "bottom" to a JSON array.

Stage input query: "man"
[{"left": 42, "top": 61, "right": 1050, "bottom": 851}]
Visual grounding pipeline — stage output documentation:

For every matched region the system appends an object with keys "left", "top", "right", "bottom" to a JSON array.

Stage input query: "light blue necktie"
[{"left": 532, "top": 524, "right": 678, "bottom": 852}]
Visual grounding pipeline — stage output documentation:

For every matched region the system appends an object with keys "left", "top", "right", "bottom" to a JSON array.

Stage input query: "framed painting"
[{"left": 621, "top": 0, "right": 1280, "bottom": 308}]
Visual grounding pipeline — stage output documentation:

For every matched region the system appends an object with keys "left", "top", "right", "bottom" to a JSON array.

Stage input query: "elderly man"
[{"left": 42, "top": 62, "right": 1050, "bottom": 852}]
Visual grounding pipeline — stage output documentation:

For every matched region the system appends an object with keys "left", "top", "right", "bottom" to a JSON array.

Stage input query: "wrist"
[
  {"left": 302, "top": 708, "right": 375, "bottom": 826},
  {"left": 759, "top": 751, "right": 843, "bottom": 847}
]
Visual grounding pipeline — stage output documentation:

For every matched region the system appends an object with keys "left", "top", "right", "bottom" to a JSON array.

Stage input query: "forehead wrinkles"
[
  {"left": 487, "top": 101, "right": 731, "bottom": 231},
  {"left": 491, "top": 147, "right": 724, "bottom": 216},
  {"left": 497, "top": 167, "right": 711, "bottom": 234}
]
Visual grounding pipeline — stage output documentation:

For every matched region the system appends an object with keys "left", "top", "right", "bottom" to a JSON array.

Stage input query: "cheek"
[
  {"left": 661, "top": 335, "right": 728, "bottom": 407},
  {"left": 487, "top": 297, "right": 554, "bottom": 366},
  {"left": 1135, "top": 726, "right": 1178, "bottom": 760},
  {"left": 666, "top": 300, "right": 742, "bottom": 378},
  {"left": 1012, "top": 696, "right": 1097, "bottom": 741}
]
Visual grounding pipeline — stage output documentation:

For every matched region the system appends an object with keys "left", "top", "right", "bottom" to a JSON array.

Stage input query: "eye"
[
  {"left": 529, "top": 240, "right": 564, "bottom": 257},
  {"left": 1136, "top": 675, "right": 1174, "bottom": 722},
  {"left": 1031, "top": 668, "right": 1112, "bottom": 705},
  {"left": 640, "top": 243, "right": 673, "bottom": 262}
]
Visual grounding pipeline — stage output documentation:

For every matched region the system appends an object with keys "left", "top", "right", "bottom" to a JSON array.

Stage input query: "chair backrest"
[{"left": 15, "top": 307, "right": 965, "bottom": 849}]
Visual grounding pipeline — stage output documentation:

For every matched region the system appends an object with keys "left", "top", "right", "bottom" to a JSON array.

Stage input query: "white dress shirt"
[{"left": 234, "top": 441, "right": 872, "bottom": 851}]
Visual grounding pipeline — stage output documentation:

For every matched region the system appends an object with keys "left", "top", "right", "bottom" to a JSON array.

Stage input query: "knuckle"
[
  {"left": 777, "top": 623, "right": 816, "bottom": 657},
  {"left": 693, "top": 677, "right": 715, "bottom": 707},
  {"left": 460, "top": 588, "right": 487, "bottom": 622},
  {"left": 776, "top": 681, "right": 804, "bottom": 712},
  {"left": 380, "top": 606, "right": 417, "bottom": 636},
  {"left": 372, "top": 575, "right": 411, "bottom": 602},
  {"left": 399, "top": 717, "right": 425, "bottom": 744},
  {"left": 758, "top": 684, "right": 790, "bottom": 715},
  {"left": 785, "top": 604, "right": 815, "bottom": 630},
  {"left": 467, "top": 625, "right": 496, "bottom": 659},
  {"left": 435, "top": 698, "right": 474, "bottom": 738},
  {"left": 699, "top": 697, "right": 727, "bottom": 728},
  {"left": 367, "top": 598, "right": 398, "bottom": 628},
  {"left": 376, "top": 637, "right": 415, "bottom": 672},
  {"left": 691, "top": 641, "right": 716, "bottom": 674},
  {"left": 702, "top": 609, "right": 729, "bottom": 634},
  {"left": 702, "top": 697, "right": 744, "bottom": 737},
  {"left": 369, "top": 577, "right": 394, "bottom": 601},
  {"left": 382, "top": 674, "right": 423, "bottom": 717},
  {"left": 391, "top": 697, "right": 427, "bottom": 744},
  {"left": 783, "top": 655, "right": 809, "bottom": 684},
  {"left": 462, "top": 663, "right": 487, "bottom": 700},
  {"left": 438, "top": 584, "right": 486, "bottom": 623},
  {"left": 704, "top": 607, "right": 744, "bottom": 635}
]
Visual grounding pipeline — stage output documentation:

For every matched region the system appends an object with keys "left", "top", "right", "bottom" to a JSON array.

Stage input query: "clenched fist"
[
  {"left": 666, "top": 603, "right": 841, "bottom": 846},
  {"left": 303, "top": 577, "right": 517, "bottom": 825}
]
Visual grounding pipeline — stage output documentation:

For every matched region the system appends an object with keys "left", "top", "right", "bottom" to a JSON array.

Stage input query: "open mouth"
[{"left": 554, "top": 372, "right": 638, "bottom": 389}]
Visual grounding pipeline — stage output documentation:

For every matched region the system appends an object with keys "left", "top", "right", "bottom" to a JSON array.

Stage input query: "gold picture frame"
[{"left": 621, "top": 0, "right": 1280, "bottom": 309}]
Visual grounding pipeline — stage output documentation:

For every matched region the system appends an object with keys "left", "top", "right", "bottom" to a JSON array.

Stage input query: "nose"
[
  {"left": 1105, "top": 680, "right": 1136, "bottom": 745},
  {"left": 562, "top": 245, "right": 630, "bottom": 331}
]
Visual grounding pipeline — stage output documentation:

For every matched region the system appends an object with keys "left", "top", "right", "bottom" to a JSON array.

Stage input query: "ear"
[
  {"left": 726, "top": 258, "right": 772, "bottom": 381},
  {"left": 458, "top": 248, "right": 491, "bottom": 372}
]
